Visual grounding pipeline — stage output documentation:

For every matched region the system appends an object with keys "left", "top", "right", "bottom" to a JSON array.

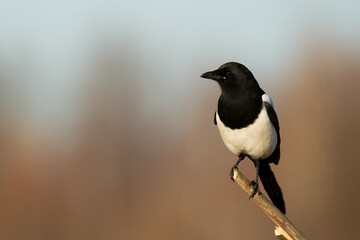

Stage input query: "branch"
[{"left": 232, "top": 168, "right": 307, "bottom": 240}]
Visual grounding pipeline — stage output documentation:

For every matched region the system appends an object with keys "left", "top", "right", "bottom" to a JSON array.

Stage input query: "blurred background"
[{"left": 1, "top": 1, "right": 360, "bottom": 239}]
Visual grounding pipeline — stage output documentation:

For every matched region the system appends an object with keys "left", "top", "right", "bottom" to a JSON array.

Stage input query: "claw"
[
  {"left": 230, "top": 166, "right": 238, "bottom": 182},
  {"left": 249, "top": 180, "right": 259, "bottom": 199},
  {"left": 248, "top": 159, "right": 260, "bottom": 198}
]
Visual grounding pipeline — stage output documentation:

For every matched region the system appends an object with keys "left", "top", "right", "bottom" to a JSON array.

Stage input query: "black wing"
[
  {"left": 264, "top": 102, "right": 281, "bottom": 165},
  {"left": 214, "top": 111, "right": 217, "bottom": 125}
]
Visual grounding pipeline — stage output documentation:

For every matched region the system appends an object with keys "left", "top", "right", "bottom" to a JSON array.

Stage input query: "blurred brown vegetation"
[{"left": 0, "top": 40, "right": 360, "bottom": 240}]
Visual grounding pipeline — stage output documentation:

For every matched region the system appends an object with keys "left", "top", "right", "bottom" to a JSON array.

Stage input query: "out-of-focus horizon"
[{"left": 1, "top": 1, "right": 360, "bottom": 239}]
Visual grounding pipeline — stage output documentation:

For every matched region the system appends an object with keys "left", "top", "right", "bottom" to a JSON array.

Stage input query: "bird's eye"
[{"left": 226, "top": 71, "right": 231, "bottom": 76}]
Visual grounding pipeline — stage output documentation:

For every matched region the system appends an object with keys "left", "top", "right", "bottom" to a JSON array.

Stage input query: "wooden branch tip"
[
  {"left": 275, "top": 226, "right": 293, "bottom": 240},
  {"left": 232, "top": 168, "right": 307, "bottom": 240}
]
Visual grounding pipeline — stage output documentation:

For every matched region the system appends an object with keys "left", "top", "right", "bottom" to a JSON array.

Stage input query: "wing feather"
[{"left": 264, "top": 101, "right": 281, "bottom": 165}]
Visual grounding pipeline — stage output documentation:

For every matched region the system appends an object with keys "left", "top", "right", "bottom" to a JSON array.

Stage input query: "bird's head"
[{"left": 201, "top": 62, "right": 258, "bottom": 94}]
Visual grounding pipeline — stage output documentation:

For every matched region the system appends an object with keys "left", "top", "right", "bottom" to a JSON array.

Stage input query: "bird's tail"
[{"left": 259, "top": 162, "right": 286, "bottom": 214}]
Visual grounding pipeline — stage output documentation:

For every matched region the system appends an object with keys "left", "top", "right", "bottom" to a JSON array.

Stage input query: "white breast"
[{"left": 216, "top": 94, "right": 277, "bottom": 159}]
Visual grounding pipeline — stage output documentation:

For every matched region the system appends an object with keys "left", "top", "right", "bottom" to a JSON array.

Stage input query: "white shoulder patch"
[{"left": 262, "top": 94, "right": 274, "bottom": 107}]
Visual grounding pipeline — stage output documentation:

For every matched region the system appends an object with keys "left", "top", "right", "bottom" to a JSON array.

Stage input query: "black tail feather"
[{"left": 259, "top": 162, "right": 286, "bottom": 214}]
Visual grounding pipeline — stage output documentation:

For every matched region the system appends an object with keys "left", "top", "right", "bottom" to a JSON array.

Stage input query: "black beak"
[{"left": 200, "top": 70, "right": 222, "bottom": 81}]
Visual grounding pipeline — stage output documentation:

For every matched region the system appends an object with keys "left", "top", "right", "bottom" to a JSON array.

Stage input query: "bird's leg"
[
  {"left": 230, "top": 154, "right": 245, "bottom": 182},
  {"left": 249, "top": 159, "right": 260, "bottom": 198}
]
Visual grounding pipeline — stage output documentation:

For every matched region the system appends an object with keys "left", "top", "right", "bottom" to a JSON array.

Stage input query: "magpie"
[{"left": 201, "top": 62, "right": 286, "bottom": 214}]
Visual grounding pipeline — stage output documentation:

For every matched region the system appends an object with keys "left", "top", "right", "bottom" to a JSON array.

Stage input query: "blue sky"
[{"left": 0, "top": 0, "right": 359, "bottom": 134}]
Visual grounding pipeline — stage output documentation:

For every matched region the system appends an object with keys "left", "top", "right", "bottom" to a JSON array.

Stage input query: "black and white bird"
[{"left": 201, "top": 62, "right": 286, "bottom": 214}]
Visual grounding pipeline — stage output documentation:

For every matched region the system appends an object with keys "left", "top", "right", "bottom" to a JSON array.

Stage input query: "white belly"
[{"left": 216, "top": 106, "right": 277, "bottom": 159}]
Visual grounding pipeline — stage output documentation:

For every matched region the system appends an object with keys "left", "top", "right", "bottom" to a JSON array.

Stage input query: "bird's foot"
[
  {"left": 230, "top": 155, "right": 244, "bottom": 182},
  {"left": 249, "top": 180, "right": 259, "bottom": 199},
  {"left": 229, "top": 165, "right": 238, "bottom": 182}
]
